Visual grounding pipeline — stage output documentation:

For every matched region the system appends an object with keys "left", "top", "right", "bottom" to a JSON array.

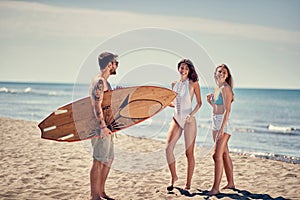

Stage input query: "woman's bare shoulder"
[
  {"left": 221, "top": 84, "right": 233, "bottom": 95},
  {"left": 189, "top": 80, "right": 199, "bottom": 87}
]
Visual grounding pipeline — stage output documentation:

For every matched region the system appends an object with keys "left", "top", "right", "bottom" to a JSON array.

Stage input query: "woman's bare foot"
[
  {"left": 172, "top": 176, "right": 178, "bottom": 185},
  {"left": 167, "top": 176, "right": 178, "bottom": 191},
  {"left": 184, "top": 184, "right": 191, "bottom": 190},
  {"left": 207, "top": 188, "right": 220, "bottom": 196},
  {"left": 222, "top": 184, "right": 235, "bottom": 190}
]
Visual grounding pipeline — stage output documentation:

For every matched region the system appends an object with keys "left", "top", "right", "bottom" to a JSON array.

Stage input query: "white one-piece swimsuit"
[{"left": 173, "top": 79, "right": 192, "bottom": 128}]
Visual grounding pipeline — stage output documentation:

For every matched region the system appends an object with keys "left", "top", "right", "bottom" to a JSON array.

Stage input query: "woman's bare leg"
[
  {"left": 183, "top": 117, "right": 197, "bottom": 189},
  {"left": 208, "top": 133, "right": 231, "bottom": 195},
  {"left": 166, "top": 119, "right": 182, "bottom": 188},
  {"left": 222, "top": 144, "right": 235, "bottom": 189}
]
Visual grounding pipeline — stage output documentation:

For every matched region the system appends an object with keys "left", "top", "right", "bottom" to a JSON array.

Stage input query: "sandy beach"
[{"left": 1, "top": 117, "right": 299, "bottom": 200}]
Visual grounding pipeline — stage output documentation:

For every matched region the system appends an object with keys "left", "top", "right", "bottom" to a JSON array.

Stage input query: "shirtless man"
[{"left": 89, "top": 52, "right": 119, "bottom": 200}]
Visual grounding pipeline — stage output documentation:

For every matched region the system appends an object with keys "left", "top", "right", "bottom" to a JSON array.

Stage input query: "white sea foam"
[
  {"left": 268, "top": 124, "right": 295, "bottom": 132},
  {"left": 48, "top": 91, "right": 57, "bottom": 96},
  {"left": 0, "top": 86, "right": 68, "bottom": 96},
  {"left": 0, "top": 87, "right": 9, "bottom": 93},
  {"left": 24, "top": 87, "right": 32, "bottom": 93},
  {"left": 0, "top": 87, "right": 17, "bottom": 93},
  {"left": 230, "top": 149, "right": 300, "bottom": 164}
]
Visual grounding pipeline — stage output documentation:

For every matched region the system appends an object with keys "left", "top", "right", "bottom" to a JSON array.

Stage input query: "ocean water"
[{"left": 1, "top": 81, "right": 299, "bottom": 164}]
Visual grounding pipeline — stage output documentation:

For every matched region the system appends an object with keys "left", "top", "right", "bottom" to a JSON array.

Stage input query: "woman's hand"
[
  {"left": 185, "top": 114, "right": 194, "bottom": 123},
  {"left": 169, "top": 101, "right": 175, "bottom": 108},
  {"left": 216, "top": 129, "right": 224, "bottom": 141},
  {"left": 206, "top": 93, "right": 213, "bottom": 104}
]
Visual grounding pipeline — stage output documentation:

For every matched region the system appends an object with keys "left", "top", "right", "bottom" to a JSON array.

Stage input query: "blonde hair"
[{"left": 215, "top": 64, "right": 233, "bottom": 89}]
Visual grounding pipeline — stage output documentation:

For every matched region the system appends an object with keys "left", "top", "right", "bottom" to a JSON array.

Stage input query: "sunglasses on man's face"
[{"left": 112, "top": 61, "right": 119, "bottom": 66}]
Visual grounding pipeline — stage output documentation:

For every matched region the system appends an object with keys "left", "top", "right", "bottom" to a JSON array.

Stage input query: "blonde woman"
[{"left": 206, "top": 64, "right": 235, "bottom": 195}]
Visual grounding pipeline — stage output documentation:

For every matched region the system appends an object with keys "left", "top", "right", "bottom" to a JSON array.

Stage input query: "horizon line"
[{"left": 0, "top": 80, "right": 299, "bottom": 91}]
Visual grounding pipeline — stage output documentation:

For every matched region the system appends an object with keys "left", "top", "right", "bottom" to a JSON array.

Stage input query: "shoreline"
[
  {"left": 2, "top": 116, "right": 300, "bottom": 165},
  {"left": 230, "top": 150, "right": 300, "bottom": 165},
  {"left": 1, "top": 117, "right": 300, "bottom": 199},
  {"left": 2, "top": 80, "right": 300, "bottom": 90}
]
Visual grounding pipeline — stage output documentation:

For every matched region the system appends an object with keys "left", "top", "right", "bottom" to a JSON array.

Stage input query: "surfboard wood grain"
[{"left": 38, "top": 86, "right": 176, "bottom": 142}]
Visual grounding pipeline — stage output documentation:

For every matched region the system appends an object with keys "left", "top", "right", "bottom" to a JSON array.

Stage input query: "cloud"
[{"left": 0, "top": 0, "right": 299, "bottom": 44}]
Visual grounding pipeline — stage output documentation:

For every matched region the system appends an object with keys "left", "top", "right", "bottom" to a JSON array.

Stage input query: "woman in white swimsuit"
[
  {"left": 206, "top": 64, "right": 235, "bottom": 195},
  {"left": 166, "top": 59, "right": 202, "bottom": 191}
]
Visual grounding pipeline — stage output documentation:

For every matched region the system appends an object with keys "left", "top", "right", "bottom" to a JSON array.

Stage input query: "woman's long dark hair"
[{"left": 177, "top": 59, "right": 199, "bottom": 82}]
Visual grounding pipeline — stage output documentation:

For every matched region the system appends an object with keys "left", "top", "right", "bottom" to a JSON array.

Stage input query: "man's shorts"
[{"left": 91, "top": 134, "right": 114, "bottom": 163}]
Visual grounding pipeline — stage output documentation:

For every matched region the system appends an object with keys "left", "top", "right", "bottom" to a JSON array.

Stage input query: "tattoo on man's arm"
[
  {"left": 92, "top": 79, "right": 104, "bottom": 101},
  {"left": 96, "top": 110, "right": 102, "bottom": 118}
]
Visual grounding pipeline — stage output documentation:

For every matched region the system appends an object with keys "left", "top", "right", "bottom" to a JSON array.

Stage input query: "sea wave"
[
  {"left": 268, "top": 124, "right": 296, "bottom": 132},
  {"left": 0, "top": 87, "right": 9, "bottom": 93},
  {"left": 24, "top": 87, "right": 32, "bottom": 93},
  {"left": 0, "top": 87, "right": 70, "bottom": 96},
  {"left": 230, "top": 123, "right": 299, "bottom": 136},
  {"left": 231, "top": 149, "right": 300, "bottom": 164},
  {"left": 0, "top": 87, "right": 18, "bottom": 93},
  {"left": 198, "top": 121, "right": 299, "bottom": 136}
]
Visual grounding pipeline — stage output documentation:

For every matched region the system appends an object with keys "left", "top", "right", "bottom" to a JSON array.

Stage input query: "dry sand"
[{"left": 1, "top": 117, "right": 299, "bottom": 199}]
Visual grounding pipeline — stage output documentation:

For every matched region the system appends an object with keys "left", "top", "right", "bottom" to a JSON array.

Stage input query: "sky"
[{"left": 0, "top": 0, "right": 300, "bottom": 89}]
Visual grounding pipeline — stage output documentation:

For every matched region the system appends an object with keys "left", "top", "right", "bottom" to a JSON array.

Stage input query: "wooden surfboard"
[{"left": 38, "top": 86, "right": 177, "bottom": 142}]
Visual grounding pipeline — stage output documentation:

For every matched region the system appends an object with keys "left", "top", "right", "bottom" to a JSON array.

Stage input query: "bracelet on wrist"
[{"left": 100, "top": 125, "right": 107, "bottom": 129}]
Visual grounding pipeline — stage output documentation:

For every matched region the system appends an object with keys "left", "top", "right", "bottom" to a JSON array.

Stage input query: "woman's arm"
[
  {"left": 169, "top": 82, "right": 176, "bottom": 107},
  {"left": 218, "top": 85, "right": 233, "bottom": 138},
  {"left": 206, "top": 93, "right": 214, "bottom": 107}
]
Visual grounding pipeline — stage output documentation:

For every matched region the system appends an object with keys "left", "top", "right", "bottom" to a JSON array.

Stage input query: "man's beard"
[{"left": 110, "top": 69, "right": 116, "bottom": 75}]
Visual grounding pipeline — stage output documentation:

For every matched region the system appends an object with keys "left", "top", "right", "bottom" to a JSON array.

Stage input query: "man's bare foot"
[
  {"left": 167, "top": 176, "right": 178, "bottom": 191},
  {"left": 222, "top": 184, "right": 235, "bottom": 190},
  {"left": 90, "top": 195, "right": 101, "bottom": 200},
  {"left": 207, "top": 188, "right": 220, "bottom": 196},
  {"left": 90, "top": 196, "right": 102, "bottom": 200},
  {"left": 100, "top": 192, "right": 115, "bottom": 200}
]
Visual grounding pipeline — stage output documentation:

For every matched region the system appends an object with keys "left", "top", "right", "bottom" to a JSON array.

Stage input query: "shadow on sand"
[{"left": 171, "top": 187, "right": 288, "bottom": 200}]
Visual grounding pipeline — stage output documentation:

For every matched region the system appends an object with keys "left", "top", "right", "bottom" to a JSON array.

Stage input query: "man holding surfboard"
[{"left": 89, "top": 52, "right": 118, "bottom": 200}]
